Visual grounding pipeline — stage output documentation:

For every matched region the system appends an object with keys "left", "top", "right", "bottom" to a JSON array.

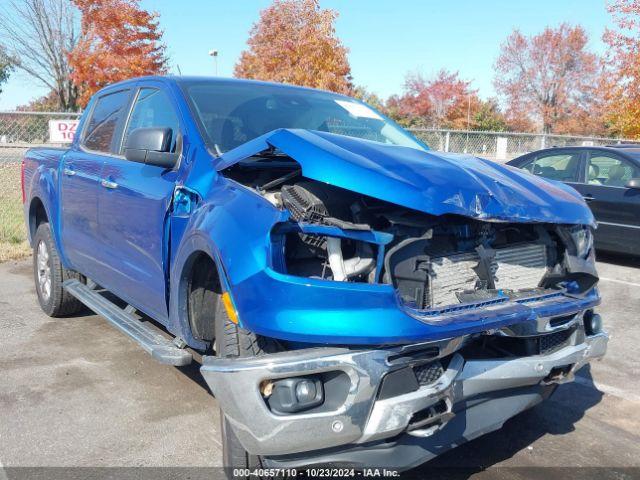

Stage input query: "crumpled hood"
[{"left": 217, "top": 128, "right": 595, "bottom": 226}]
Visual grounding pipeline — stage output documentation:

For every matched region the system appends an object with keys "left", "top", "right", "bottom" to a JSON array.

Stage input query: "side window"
[
  {"left": 523, "top": 152, "right": 581, "bottom": 182},
  {"left": 82, "top": 90, "right": 130, "bottom": 153},
  {"left": 121, "top": 88, "right": 181, "bottom": 154},
  {"left": 587, "top": 153, "right": 639, "bottom": 187}
]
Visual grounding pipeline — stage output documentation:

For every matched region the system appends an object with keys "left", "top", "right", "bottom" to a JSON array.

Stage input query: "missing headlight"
[
  {"left": 281, "top": 230, "right": 378, "bottom": 282},
  {"left": 270, "top": 219, "right": 393, "bottom": 283},
  {"left": 569, "top": 225, "right": 594, "bottom": 259}
]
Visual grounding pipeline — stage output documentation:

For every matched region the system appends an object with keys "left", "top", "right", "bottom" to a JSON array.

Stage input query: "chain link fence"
[
  {"left": 0, "top": 111, "right": 81, "bottom": 164},
  {"left": 0, "top": 112, "right": 83, "bottom": 261},
  {"left": 407, "top": 128, "right": 632, "bottom": 163},
  {"left": 0, "top": 111, "right": 634, "bottom": 261},
  {"left": 0, "top": 161, "right": 29, "bottom": 262}
]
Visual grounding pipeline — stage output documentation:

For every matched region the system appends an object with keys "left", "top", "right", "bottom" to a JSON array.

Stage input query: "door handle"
[
  {"left": 583, "top": 194, "right": 595, "bottom": 202},
  {"left": 63, "top": 167, "right": 76, "bottom": 176},
  {"left": 101, "top": 179, "right": 118, "bottom": 189}
]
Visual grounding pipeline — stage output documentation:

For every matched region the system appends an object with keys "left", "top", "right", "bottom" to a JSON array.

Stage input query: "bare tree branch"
[{"left": 0, "top": 0, "right": 80, "bottom": 110}]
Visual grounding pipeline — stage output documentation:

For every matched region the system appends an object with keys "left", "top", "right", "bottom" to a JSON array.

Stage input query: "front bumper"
[
  {"left": 201, "top": 329, "right": 608, "bottom": 462},
  {"left": 231, "top": 270, "right": 601, "bottom": 345}
]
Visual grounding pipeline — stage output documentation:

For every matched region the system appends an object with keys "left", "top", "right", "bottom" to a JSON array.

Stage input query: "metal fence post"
[{"left": 444, "top": 131, "right": 450, "bottom": 152}]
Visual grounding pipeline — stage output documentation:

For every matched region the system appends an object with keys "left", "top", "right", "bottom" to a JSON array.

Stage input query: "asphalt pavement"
[{"left": 0, "top": 254, "right": 639, "bottom": 478}]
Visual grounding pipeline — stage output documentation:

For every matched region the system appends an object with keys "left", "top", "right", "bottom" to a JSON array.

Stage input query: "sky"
[{"left": 0, "top": 0, "right": 614, "bottom": 110}]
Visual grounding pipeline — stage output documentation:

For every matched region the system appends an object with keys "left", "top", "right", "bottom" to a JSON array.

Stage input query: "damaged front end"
[
  {"left": 202, "top": 321, "right": 607, "bottom": 467},
  {"left": 200, "top": 128, "right": 607, "bottom": 468},
  {"left": 266, "top": 180, "right": 599, "bottom": 314}
]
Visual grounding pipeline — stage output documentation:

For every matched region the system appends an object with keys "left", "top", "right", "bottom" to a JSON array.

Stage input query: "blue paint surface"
[{"left": 23, "top": 77, "right": 598, "bottom": 347}]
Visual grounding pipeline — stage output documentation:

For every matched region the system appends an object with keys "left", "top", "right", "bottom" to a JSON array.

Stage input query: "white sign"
[
  {"left": 496, "top": 137, "right": 508, "bottom": 160},
  {"left": 49, "top": 119, "right": 79, "bottom": 143}
]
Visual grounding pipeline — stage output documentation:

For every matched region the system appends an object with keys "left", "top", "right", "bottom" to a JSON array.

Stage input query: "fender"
[
  {"left": 167, "top": 172, "right": 287, "bottom": 349},
  {"left": 24, "top": 152, "right": 72, "bottom": 269}
]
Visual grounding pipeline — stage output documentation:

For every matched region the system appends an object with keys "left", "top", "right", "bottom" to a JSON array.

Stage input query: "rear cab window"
[{"left": 81, "top": 89, "right": 131, "bottom": 154}]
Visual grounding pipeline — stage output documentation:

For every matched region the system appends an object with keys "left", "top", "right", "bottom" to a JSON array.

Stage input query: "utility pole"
[
  {"left": 209, "top": 50, "right": 219, "bottom": 76},
  {"left": 465, "top": 94, "right": 471, "bottom": 153}
]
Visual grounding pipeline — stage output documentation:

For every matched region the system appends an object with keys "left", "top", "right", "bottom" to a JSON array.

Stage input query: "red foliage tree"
[
  {"left": 494, "top": 24, "right": 601, "bottom": 134},
  {"left": 68, "top": 0, "right": 168, "bottom": 107},
  {"left": 603, "top": 0, "right": 640, "bottom": 138},
  {"left": 234, "top": 0, "right": 352, "bottom": 94},
  {"left": 387, "top": 70, "right": 477, "bottom": 129}
]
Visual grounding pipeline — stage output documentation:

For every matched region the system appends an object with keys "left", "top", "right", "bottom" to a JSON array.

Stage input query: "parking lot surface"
[{"left": 0, "top": 255, "right": 639, "bottom": 478}]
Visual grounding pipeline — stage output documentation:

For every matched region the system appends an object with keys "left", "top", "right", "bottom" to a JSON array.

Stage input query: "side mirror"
[
  {"left": 625, "top": 178, "right": 640, "bottom": 189},
  {"left": 124, "top": 127, "right": 178, "bottom": 168}
]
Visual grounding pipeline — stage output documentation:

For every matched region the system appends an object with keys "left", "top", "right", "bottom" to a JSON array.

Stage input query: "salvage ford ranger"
[{"left": 23, "top": 76, "right": 607, "bottom": 475}]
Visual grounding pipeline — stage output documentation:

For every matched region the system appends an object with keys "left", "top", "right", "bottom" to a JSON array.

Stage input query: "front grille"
[
  {"left": 539, "top": 328, "right": 573, "bottom": 354},
  {"left": 413, "top": 361, "right": 444, "bottom": 386}
]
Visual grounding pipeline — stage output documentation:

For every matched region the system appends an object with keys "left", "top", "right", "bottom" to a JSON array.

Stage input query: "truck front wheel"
[
  {"left": 32, "top": 223, "right": 83, "bottom": 317},
  {"left": 214, "top": 297, "right": 280, "bottom": 478}
]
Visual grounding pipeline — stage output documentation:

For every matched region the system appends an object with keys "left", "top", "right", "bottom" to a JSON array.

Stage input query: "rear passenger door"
[
  {"left": 97, "top": 84, "right": 183, "bottom": 322},
  {"left": 573, "top": 151, "right": 640, "bottom": 254},
  {"left": 61, "top": 88, "right": 132, "bottom": 281}
]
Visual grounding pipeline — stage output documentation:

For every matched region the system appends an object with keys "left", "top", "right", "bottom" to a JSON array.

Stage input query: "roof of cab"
[{"left": 95, "top": 75, "right": 352, "bottom": 98}]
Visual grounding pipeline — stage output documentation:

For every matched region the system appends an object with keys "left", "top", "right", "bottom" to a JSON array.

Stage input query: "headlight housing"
[
  {"left": 569, "top": 225, "right": 594, "bottom": 259},
  {"left": 270, "top": 222, "right": 392, "bottom": 283}
]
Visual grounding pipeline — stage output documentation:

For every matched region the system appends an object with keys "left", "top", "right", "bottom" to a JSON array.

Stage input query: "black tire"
[
  {"left": 32, "top": 223, "right": 83, "bottom": 317},
  {"left": 214, "top": 298, "right": 280, "bottom": 479}
]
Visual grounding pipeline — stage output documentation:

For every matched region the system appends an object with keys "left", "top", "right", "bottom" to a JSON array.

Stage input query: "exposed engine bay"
[{"left": 223, "top": 154, "right": 597, "bottom": 311}]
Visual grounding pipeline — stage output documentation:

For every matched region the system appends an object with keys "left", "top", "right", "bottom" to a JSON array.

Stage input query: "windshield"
[{"left": 179, "top": 80, "right": 426, "bottom": 154}]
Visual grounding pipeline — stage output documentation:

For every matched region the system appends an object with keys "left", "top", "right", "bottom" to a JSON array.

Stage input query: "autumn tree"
[
  {"left": 0, "top": 46, "right": 12, "bottom": 96},
  {"left": 69, "top": 0, "right": 168, "bottom": 107},
  {"left": 387, "top": 70, "right": 477, "bottom": 129},
  {"left": 503, "top": 102, "right": 536, "bottom": 133},
  {"left": 17, "top": 91, "right": 61, "bottom": 112},
  {"left": 473, "top": 98, "right": 508, "bottom": 131},
  {"left": 603, "top": 0, "right": 640, "bottom": 138},
  {"left": 494, "top": 24, "right": 600, "bottom": 134},
  {"left": 234, "top": 0, "right": 352, "bottom": 94},
  {"left": 0, "top": 0, "right": 80, "bottom": 110}
]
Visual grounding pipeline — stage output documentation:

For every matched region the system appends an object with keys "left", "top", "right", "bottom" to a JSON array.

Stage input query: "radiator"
[{"left": 428, "top": 243, "right": 548, "bottom": 307}]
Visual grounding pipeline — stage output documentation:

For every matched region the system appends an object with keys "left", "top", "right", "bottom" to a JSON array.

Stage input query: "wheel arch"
[
  {"left": 27, "top": 196, "right": 49, "bottom": 245},
  {"left": 169, "top": 233, "right": 231, "bottom": 351},
  {"left": 182, "top": 250, "right": 222, "bottom": 346}
]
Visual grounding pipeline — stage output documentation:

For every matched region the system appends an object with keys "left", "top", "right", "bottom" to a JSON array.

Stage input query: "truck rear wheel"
[
  {"left": 33, "top": 223, "right": 83, "bottom": 317},
  {"left": 214, "top": 297, "right": 280, "bottom": 479}
]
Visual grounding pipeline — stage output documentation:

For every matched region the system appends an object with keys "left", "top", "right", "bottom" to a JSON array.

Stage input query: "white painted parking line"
[
  {"left": 599, "top": 276, "right": 640, "bottom": 288},
  {"left": 574, "top": 375, "right": 640, "bottom": 403}
]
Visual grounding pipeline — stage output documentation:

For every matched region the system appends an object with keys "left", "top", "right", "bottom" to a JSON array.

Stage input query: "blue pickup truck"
[{"left": 22, "top": 76, "right": 607, "bottom": 475}]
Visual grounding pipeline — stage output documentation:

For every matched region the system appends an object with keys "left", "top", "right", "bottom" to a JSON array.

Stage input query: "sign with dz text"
[{"left": 49, "top": 119, "right": 80, "bottom": 143}]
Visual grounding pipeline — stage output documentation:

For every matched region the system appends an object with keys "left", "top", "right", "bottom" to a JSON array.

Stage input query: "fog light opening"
[
  {"left": 584, "top": 310, "right": 603, "bottom": 336},
  {"left": 266, "top": 376, "right": 324, "bottom": 415}
]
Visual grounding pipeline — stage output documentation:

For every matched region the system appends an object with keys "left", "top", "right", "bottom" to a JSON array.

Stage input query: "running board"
[{"left": 63, "top": 279, "right": 192, "bottom": 366}]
